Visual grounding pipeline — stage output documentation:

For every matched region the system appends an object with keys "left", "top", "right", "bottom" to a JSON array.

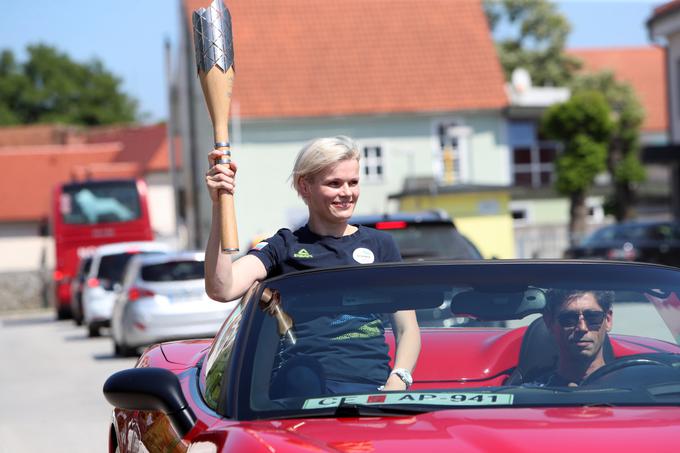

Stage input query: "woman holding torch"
[{"left": 204, "top": 135, "right": 420, "bottom": 394}]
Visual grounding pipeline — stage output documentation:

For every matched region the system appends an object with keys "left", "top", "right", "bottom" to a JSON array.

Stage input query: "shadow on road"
[
  {"left": 1, "top": 314, "right": 55, "bottom": 327},
  {"left": 93, "top": 352, "right": 140, "bottom": 361},
  {"left": 63, "top": 333, "right": 94, "bottom": 342}
]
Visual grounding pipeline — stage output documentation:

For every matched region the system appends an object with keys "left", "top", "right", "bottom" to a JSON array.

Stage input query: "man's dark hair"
[{"left": 544, "top": 289, "right": 614, "bottom": 319}]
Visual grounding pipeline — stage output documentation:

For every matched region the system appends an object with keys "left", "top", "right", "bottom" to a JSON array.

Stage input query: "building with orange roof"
[
  {"left": 646, "top": 1, "right": 680, "bottom": 220},
  {"left": 569, "top": 46, "right": 668, "bottom": 143},
  {"left": 0, "top": 123, "right": 182, "bottom": 311},
  {"left": 178, "top": 0, "right": 512, "bottom": 257},
  {"left": 501, "top": 40, "right": 674, "bottom": 258}
]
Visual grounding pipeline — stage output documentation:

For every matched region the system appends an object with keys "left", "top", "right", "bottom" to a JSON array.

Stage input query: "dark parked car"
[
  {"left": 564, "top": 220, "right": 680, "bottom": 268},
  {"left": 351, "top": 211, "right": 486, "bottom": 327},
  {"left": 350, "top": 211, "right": 483, "bottom": 261}
]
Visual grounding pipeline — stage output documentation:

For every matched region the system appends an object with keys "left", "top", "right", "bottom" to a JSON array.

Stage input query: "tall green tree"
[
  {"left": 484, "top": 0, "right": 581, "bottom": 85},
  {"left": 541, "top": 91, "right": 614, "bottom": 244},
  {"left": 0, "top": 44, "right": 138, "bottom": 126},
  {"left": 570, "top": 71, "right": 645, "bottom": 221}
]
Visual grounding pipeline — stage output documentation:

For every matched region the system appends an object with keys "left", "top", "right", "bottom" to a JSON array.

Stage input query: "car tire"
[
  {"left": 56, "top": 307, "right": 72, "bottom": 320},
  {"left": 73, "top": 301, "right": 84, "bottom": 326},
  {"left": 114, "top": 340, "right": 135, "bottom": 357},
  {"left": 88, "top": 323, "right": 100, "bottom": 338}
]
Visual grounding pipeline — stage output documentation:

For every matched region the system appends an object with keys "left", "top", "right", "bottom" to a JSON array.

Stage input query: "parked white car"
[
  {"left": 111, "top": 250, "right": 237, "bottom": 356},
  {"left": 82, "top": 241, "right": 172, "bottom": 337}
]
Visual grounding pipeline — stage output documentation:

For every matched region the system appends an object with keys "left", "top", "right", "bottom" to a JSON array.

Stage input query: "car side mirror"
[{"left": 103, "top": 368, "right": 196, "bottom": 437}]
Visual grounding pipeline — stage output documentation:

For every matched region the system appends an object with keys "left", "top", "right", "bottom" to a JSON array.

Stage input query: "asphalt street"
[{"left": 0, "top": 310, "right": 137, "bottom": 453}]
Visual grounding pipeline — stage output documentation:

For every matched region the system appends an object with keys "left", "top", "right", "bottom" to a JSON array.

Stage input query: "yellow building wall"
[
  {"left": 455, "top": 216, "right": 515, "bottom": 259},
  {"left": 398, "top": 190, "right": 516, "bottom": 259}
]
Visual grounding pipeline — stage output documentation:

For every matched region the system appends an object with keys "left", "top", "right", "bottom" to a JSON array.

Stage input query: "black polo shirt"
[{"left": 248, "top": 224, "right": 401, "bottom": 385}]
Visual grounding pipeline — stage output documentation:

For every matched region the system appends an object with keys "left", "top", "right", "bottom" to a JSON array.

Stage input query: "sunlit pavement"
[{"left": 0, "top": 309, "right": 137, "bottom": 453}]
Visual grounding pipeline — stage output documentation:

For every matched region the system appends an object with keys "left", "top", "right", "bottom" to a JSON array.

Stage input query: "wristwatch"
[{"left": 390, "top": 368, "right": 413, "bottom": 388}]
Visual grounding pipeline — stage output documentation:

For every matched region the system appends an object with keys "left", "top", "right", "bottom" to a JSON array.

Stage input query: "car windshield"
[
  {"left": 98, "top": 251, "right": 164, "bottom": 289},
  {"left": 61, "top": 181, "right": 141, "bottom": 225},
  {"left": 201, "top": 261, "right": 680, "bottom": 421}
]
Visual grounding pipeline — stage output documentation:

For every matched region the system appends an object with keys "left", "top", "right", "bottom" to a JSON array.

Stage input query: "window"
[
  {"left": 509, "top": 202, "right": 531, "bottom": 226},
  {"left": 512, "top": 209, "right": 527, "bottom": 221},
  {"left": 141, "top": 260, "right": 205, "bottom": 282},
  {"left": 508, "top": 121, "right": 559, "bottom": 188},
  {"left": 61, "top": 181, "right": 141, "bottom": 224},
  {"left": 200, "top": 284, "right": 254, "bottom": 411},
  {"left": 435, "top": 121, "right": 469, "bottom": 185},
  {"left": 361, "top": 144, "right": 384, "bottom": 183}
]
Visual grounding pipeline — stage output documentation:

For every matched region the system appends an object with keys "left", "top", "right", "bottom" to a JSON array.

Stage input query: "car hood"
[{"left": 201, "top": 407, "right": 680, "bottom": 452}]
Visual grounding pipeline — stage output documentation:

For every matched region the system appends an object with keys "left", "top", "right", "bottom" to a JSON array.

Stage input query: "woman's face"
[{"left": 300, "top": 159, "right": 360, "bottom": 225}]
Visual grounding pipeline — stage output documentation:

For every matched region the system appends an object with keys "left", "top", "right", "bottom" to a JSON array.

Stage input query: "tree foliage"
[
  {"left": 570, "top": 71, "right": 645, "bottom": 221},
  {"left": 0, "top": 44, "right": 138, "bottom": 126},
  {"left": 484, "top": 0, "right": 581, "bottom": 86},
  {"left": 541, "top": 91, "right": 614, "bottom": 242}
]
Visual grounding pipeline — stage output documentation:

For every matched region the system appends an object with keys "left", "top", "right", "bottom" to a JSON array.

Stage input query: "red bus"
[{"left": 51, "top": 178, "right": 154, "bottom": 319}]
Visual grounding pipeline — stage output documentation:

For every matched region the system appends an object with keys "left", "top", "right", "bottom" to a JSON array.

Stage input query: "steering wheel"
[{"left": 581, "top": 356, "right": 672, "bottom": 386}]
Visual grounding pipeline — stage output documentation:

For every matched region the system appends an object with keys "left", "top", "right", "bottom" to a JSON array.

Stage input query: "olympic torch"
[{"left": 193, "top": 0, "right": 239, "bottom": 253}]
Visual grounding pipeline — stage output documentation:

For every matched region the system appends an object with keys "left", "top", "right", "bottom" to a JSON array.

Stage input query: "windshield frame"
[{"left": 220, "top": 260, "right": 680, "bottom": 421}]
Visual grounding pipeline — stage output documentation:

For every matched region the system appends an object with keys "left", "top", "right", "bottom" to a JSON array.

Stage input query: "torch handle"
[
  {"left": 215, "top": 143, "right": 239, "bottom": 253},
  {"left": 201, "top": 65, "right": 239, "bottom": 253}
]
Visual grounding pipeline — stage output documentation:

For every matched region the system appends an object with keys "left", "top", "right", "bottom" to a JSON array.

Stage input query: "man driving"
[{"left": 529, "top": 289, "right": 614, "bottom": 387}]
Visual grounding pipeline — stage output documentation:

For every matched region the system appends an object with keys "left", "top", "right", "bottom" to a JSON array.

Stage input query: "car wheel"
[
  {"left": 56, "top": 307, "right": 72, "bottom": 320},
  {"left": 73, "top": 300, "right": 84, "bottom": 326},
  {"left": 114, "top": 340, "right": 135, "bottom": 357},
  {"left": 88, "top": 323, "right": 100, "bottom": 338}
]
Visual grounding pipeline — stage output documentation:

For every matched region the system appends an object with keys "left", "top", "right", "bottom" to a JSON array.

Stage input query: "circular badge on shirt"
[{"left": 352, "top": 247, "right": 375, "bottom": 264}]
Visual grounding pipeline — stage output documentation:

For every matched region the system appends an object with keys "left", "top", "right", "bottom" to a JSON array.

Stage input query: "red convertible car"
[{"left": 104, "top": 261, "right": 680, "bottom": 452}]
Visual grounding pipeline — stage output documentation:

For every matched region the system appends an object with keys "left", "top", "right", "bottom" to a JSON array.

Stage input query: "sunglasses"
[{"left": 556, "top": 310, "right": 606, "bottom": 330}]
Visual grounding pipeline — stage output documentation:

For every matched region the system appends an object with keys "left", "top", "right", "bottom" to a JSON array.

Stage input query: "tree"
[
  {"left": 484, "top": 0, "right": 581, "bottom": 86},
  {"left": 570, "top": 71, "right": 645, "bottom": 222},
  {"left": 0, "top": 44, "right": 139, "bottom": 126},
  {"left": 541, "top": 91, "right": 614, "bottom": 244}
]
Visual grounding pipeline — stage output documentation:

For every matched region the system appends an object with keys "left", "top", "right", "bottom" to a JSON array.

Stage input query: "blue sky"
[{"left": 0, "top": 0, "right": 665, "bottom": 123}]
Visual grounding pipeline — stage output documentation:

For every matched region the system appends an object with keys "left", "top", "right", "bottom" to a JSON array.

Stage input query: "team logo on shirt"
[
  {"left": 293, "top": 248, "right": 313, "bottom": 258},
  {"left": 352, "top": 247, "right": 375, "bottom": 264},
  {"left": 252, "top": 241, "right": 268, "bottom": 251}
]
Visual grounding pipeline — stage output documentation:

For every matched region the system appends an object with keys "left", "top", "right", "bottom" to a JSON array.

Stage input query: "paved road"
[{"left": 0, "top": 310, "right": 137, "bottom": 453}]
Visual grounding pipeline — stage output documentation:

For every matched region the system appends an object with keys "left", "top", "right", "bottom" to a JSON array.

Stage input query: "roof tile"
[
  {"left": 569, "top": 46, "right": 668, "bottom": 133},
  {"left": 183, "top": 0, "right": 507, "bottom": 119},
  {"left": 0, "top": 144, "right": 122, "bottom": 222},
  {"left": 0, "top": 123, "right": 181, "bottom": 222}
]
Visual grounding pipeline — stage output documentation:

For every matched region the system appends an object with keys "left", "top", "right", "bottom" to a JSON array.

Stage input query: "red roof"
[
  {"left": 0, "top": 123, "right": 182, "bottom": 222},
  {"left": 569, "top": 46, "right": 668, "bottom": 133},
  {"left": 183, "top": 0, "right": 507, "bottom": 119},
  {"left": 85, "top": 123, "right": 182, "bottom": 172},
  {"left": 0, "top": 143, "right": 123, "bottom": 222},
  {"left": 0, "top": 124, "right": 85, "bottom": 146}
]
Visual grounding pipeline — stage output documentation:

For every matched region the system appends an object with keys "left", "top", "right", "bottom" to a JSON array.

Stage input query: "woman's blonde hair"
[{"left": 290, "top": 135, "right": 360, "bottom": 195}]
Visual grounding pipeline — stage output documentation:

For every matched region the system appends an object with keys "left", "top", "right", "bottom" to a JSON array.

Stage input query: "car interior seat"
[{"left": 505, "top": 316, "right": 615, "bottom": 385}]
